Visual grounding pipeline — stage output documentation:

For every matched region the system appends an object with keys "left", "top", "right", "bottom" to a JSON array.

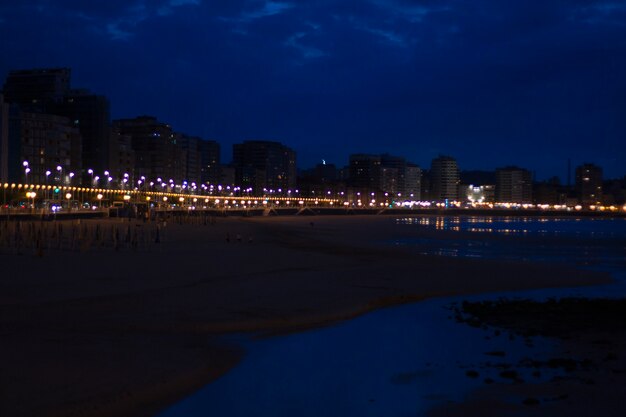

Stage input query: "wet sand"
[
  {"left": 0, "top": 215, "right": 612, "bottom": 417},
  {"left": 430, "top": 298, "right": 626, "bottom": 417}
]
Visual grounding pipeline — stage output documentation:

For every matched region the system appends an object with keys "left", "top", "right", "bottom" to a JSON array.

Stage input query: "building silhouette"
[
  {"left": 495, "top": 166, "right": 532, "bottom": 203},
  {"left": 404, "top": 164, "right": 422, "bottom": 200},
  {"left": 575, "top": 163, "right": 603, "bottom": 205},
  {"left": 233, "top": 140, "right": 296, "bottom": 193},
  {"left": 108, "top": 127, "right": 135, "bottom": 184},
  {"left": 113, "top": 116, "right": 182, "bottom": 184},
  {"left": 430, "top": 155, "right": 460, "bottom": 201},
  {"left": 2, "top": 68, "right": 70, "bottom": 113},
  {"left": 53, "top": 89, "right": 111, "bottom": 178},
  {"left": 349, "top": 154, "right": 381, "bottom": 191},
  {"left": 0, "top": 94, "right": 8, "bottom": 180},
  {"left": 7, "top": 109, "right": 81, "bottom": 185},
  {"left": 348, "top": 153, "right": 421, "bottom": 198},
  {"left": 2, "top": 68, "right": 111, "bottom": 184},
  {"left": 198, "top": 139, "right": 221, "bottom": 185}
]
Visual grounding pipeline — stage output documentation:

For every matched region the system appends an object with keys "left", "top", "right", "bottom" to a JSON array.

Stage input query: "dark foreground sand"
[{"left": 0, "top": 215, "right": 612, "bottom": 417}]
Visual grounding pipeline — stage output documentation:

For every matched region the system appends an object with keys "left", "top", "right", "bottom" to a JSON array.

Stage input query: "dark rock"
[
  {"left": 522, "top": 397, "right": 540, "bottom": 406},
  {"left": 465, "top": 370, "right": 479, "bottom": 378}
]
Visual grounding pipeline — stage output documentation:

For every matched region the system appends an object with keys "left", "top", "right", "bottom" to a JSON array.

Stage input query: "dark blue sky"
[{"left": 1, "top": 0, "right": 625, "bottom": 179}]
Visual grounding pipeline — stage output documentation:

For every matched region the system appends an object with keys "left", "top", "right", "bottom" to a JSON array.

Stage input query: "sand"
[{"left": 0, "top": 215, "right": 612, "bottom": 417}]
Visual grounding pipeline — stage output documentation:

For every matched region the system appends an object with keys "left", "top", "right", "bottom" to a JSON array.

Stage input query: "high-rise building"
[
  {"left": 380, "top": 154, "right": 405, "bottom": 196},
  {"left": 0, "top": 94, "right": 8, "bottom": 181},
  {"left": 404, "top": 164, "right": 422, "bottom": 200},
  {"left": 2, "top": 68, "right": 70, "bottom": 112},
  {"left": 349, "top": 154, "right": 381, "bottom": 190},
  {"left": 349, "top": 153, "right": 421, "bottom": 198},
  {"left": 113, "top": 116, "right": 180, "bottom": 183},
  {"left": 198, "top": 139, "right": 221, "bottom": 185},
  {"left": 2, "top": 69, "right": 112, "bottom": 184},
  {"left": 108, "top": 127, "right": 135, "bottom": 182},
  {"left": 53, "top": 89, "right": 111, "bottom": 179},
  {"left": 232, "top": 140, "right": 296, "bottom": 193},
  {"left": 495, "top": 166, "right": 532, "bottom": 203},
  {"left": 7, "top": 109, "right": 81, "bottom": 185},
  {"left": 430, "top": 155, "right": 460, "bottom": 201},
  {"left": 575, "top": 163, "right": 603, "bottom": 205},
  {"left": 178, "top": 135, "right": 203, "bottom": 184}
]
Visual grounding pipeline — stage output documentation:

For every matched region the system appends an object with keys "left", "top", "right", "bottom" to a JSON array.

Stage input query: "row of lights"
[{"left": 5, "top": 180, "right": 626, "bottom": 213}]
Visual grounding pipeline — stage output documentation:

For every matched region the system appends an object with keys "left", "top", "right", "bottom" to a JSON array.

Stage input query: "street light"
[
  {"left": 65, "top": 193, "right": 72, "bottom": 212},
  {"left": 87, "top": 168, "right": 94, "bottom": 187},
  {"left": 26, "top": 191, "right": 36, "bottom": 212}
]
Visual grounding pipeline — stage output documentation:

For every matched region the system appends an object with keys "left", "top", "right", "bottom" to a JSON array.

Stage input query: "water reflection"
[{"left": 396, "top": 216, "right": 626, "bottom": 238}]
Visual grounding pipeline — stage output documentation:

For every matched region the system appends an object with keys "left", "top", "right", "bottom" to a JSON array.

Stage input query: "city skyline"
[{"left": 0, "top": 1, "right": 625, "bottom": 180}]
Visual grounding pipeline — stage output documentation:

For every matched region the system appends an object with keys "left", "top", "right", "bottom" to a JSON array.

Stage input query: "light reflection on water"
[
  {"left": 396, "top": 215, "right": 626, "bottom": 238},
  {"left": 157, "top": 217, "right": 626, "bottom": 417}
]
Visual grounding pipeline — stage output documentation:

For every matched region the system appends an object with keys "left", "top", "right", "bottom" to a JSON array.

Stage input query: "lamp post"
[
  {"left": 45, "top": 170, "right": 51, "bottom": 201},
  {"left": 65, "top": 193, "right": 72, "bottom": 212},
  {"left": 97, "top": 193, "right": 103, "bottom": 209},
  {"left": 26, "top": 191, "right": 36, "bottom": 213},
  {"left": 22, "top": 161, "right": 29, "bottom": 184},
  {"left": 87, "top": 168, "right": 94, "bottom": 187},
  {"left": 56, "top": 165, "right": 62, "bottom": 188}
]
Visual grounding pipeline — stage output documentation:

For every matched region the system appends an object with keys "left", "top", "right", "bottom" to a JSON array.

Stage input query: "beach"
[{"left": 0, "top": 215, "right": 612, "bottom": 417}]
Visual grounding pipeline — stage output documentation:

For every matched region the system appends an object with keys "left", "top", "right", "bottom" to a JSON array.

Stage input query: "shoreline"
[
  {"left": 1, "top": 205, "right": 625, "bottom": 223},
  {"left": 0, "top": 215, "right": 615, "bottom": 417}
]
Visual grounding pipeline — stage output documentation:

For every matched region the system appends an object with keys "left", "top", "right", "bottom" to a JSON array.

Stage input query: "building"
[
  {"left": 495, "top": 166, "right": 532, "bottom": 203},
  {"left": 178, "top": 134, "right": 200, "bottom": 184},
  {"left": 349, "top": 154, "right": 381, "bottom": 191},
  {"left": 108, "top": 128, "right": 135, "bottom": 183},
  {"left": 0, "top": 94, "right": 8, "bottom": 180},
  {"left": 430, "top": 155, "right": 460, "bottom": 201},
  {"left": 464, "top": 184, "right": 495, "bottom": 203},
  {"left": 2, "top": 68, "right": 112, "bottom": 184},
  {"left": 7, "top": 109, "right": 81, "bottom": 185},
  {"left": 113, "top": 116, "right": 180, "bottom": 184},
  {"left": 575, "top": 163, "right": 603, "bottom": 205},
  {"left": 198, "top": 139, "right": 221, "bottom": 185},
  {"left": 2, "top": 68, "right": 70, "bottom": 113},
  {"left": 404, "top": 164, "right": 422, "bottom": 200},
  {"left": 297, "top": 162, "right": 343, "bottom": 197},
  {"left": 380, "top": 154, "right": 407, "bottom": 196},
  {"left": 232, "top": 140, "right": 296, "bottom": 193},
  {"left": 53, "top": 89, "right": 111, "bottom": 180}
]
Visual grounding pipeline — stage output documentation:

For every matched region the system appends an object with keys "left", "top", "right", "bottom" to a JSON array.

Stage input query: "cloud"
[
  {"left": 158, "top": 0, "right": 201, "bottom": 17},
  {"left": 285, "top": 32, "right": 327, "bottom": 59},
  {"left": 368, "top": 0, "right": 449, "bottom": 23},
  {"left": 570, "top": 1, "right": 626, "bottom": 25},
  {"left": 221, "top": 1, "right": 293, "bottom": 23},
  {"left": 361, "top": 26, "right": 407, "bottom": 46}
]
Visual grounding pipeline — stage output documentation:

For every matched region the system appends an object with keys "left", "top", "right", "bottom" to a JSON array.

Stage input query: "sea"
[{"left": 156, "top": 216, "right": 626, "bottom": 417}]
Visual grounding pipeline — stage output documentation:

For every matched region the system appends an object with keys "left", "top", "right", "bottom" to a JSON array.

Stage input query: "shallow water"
[{"left": 157, "top": 216, "right": 626, "bottom": 417}]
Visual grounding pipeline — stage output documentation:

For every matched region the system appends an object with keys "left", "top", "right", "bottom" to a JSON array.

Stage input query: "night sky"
[{"left": 1, "top": 1, "right": 625, "bottom": 179}]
